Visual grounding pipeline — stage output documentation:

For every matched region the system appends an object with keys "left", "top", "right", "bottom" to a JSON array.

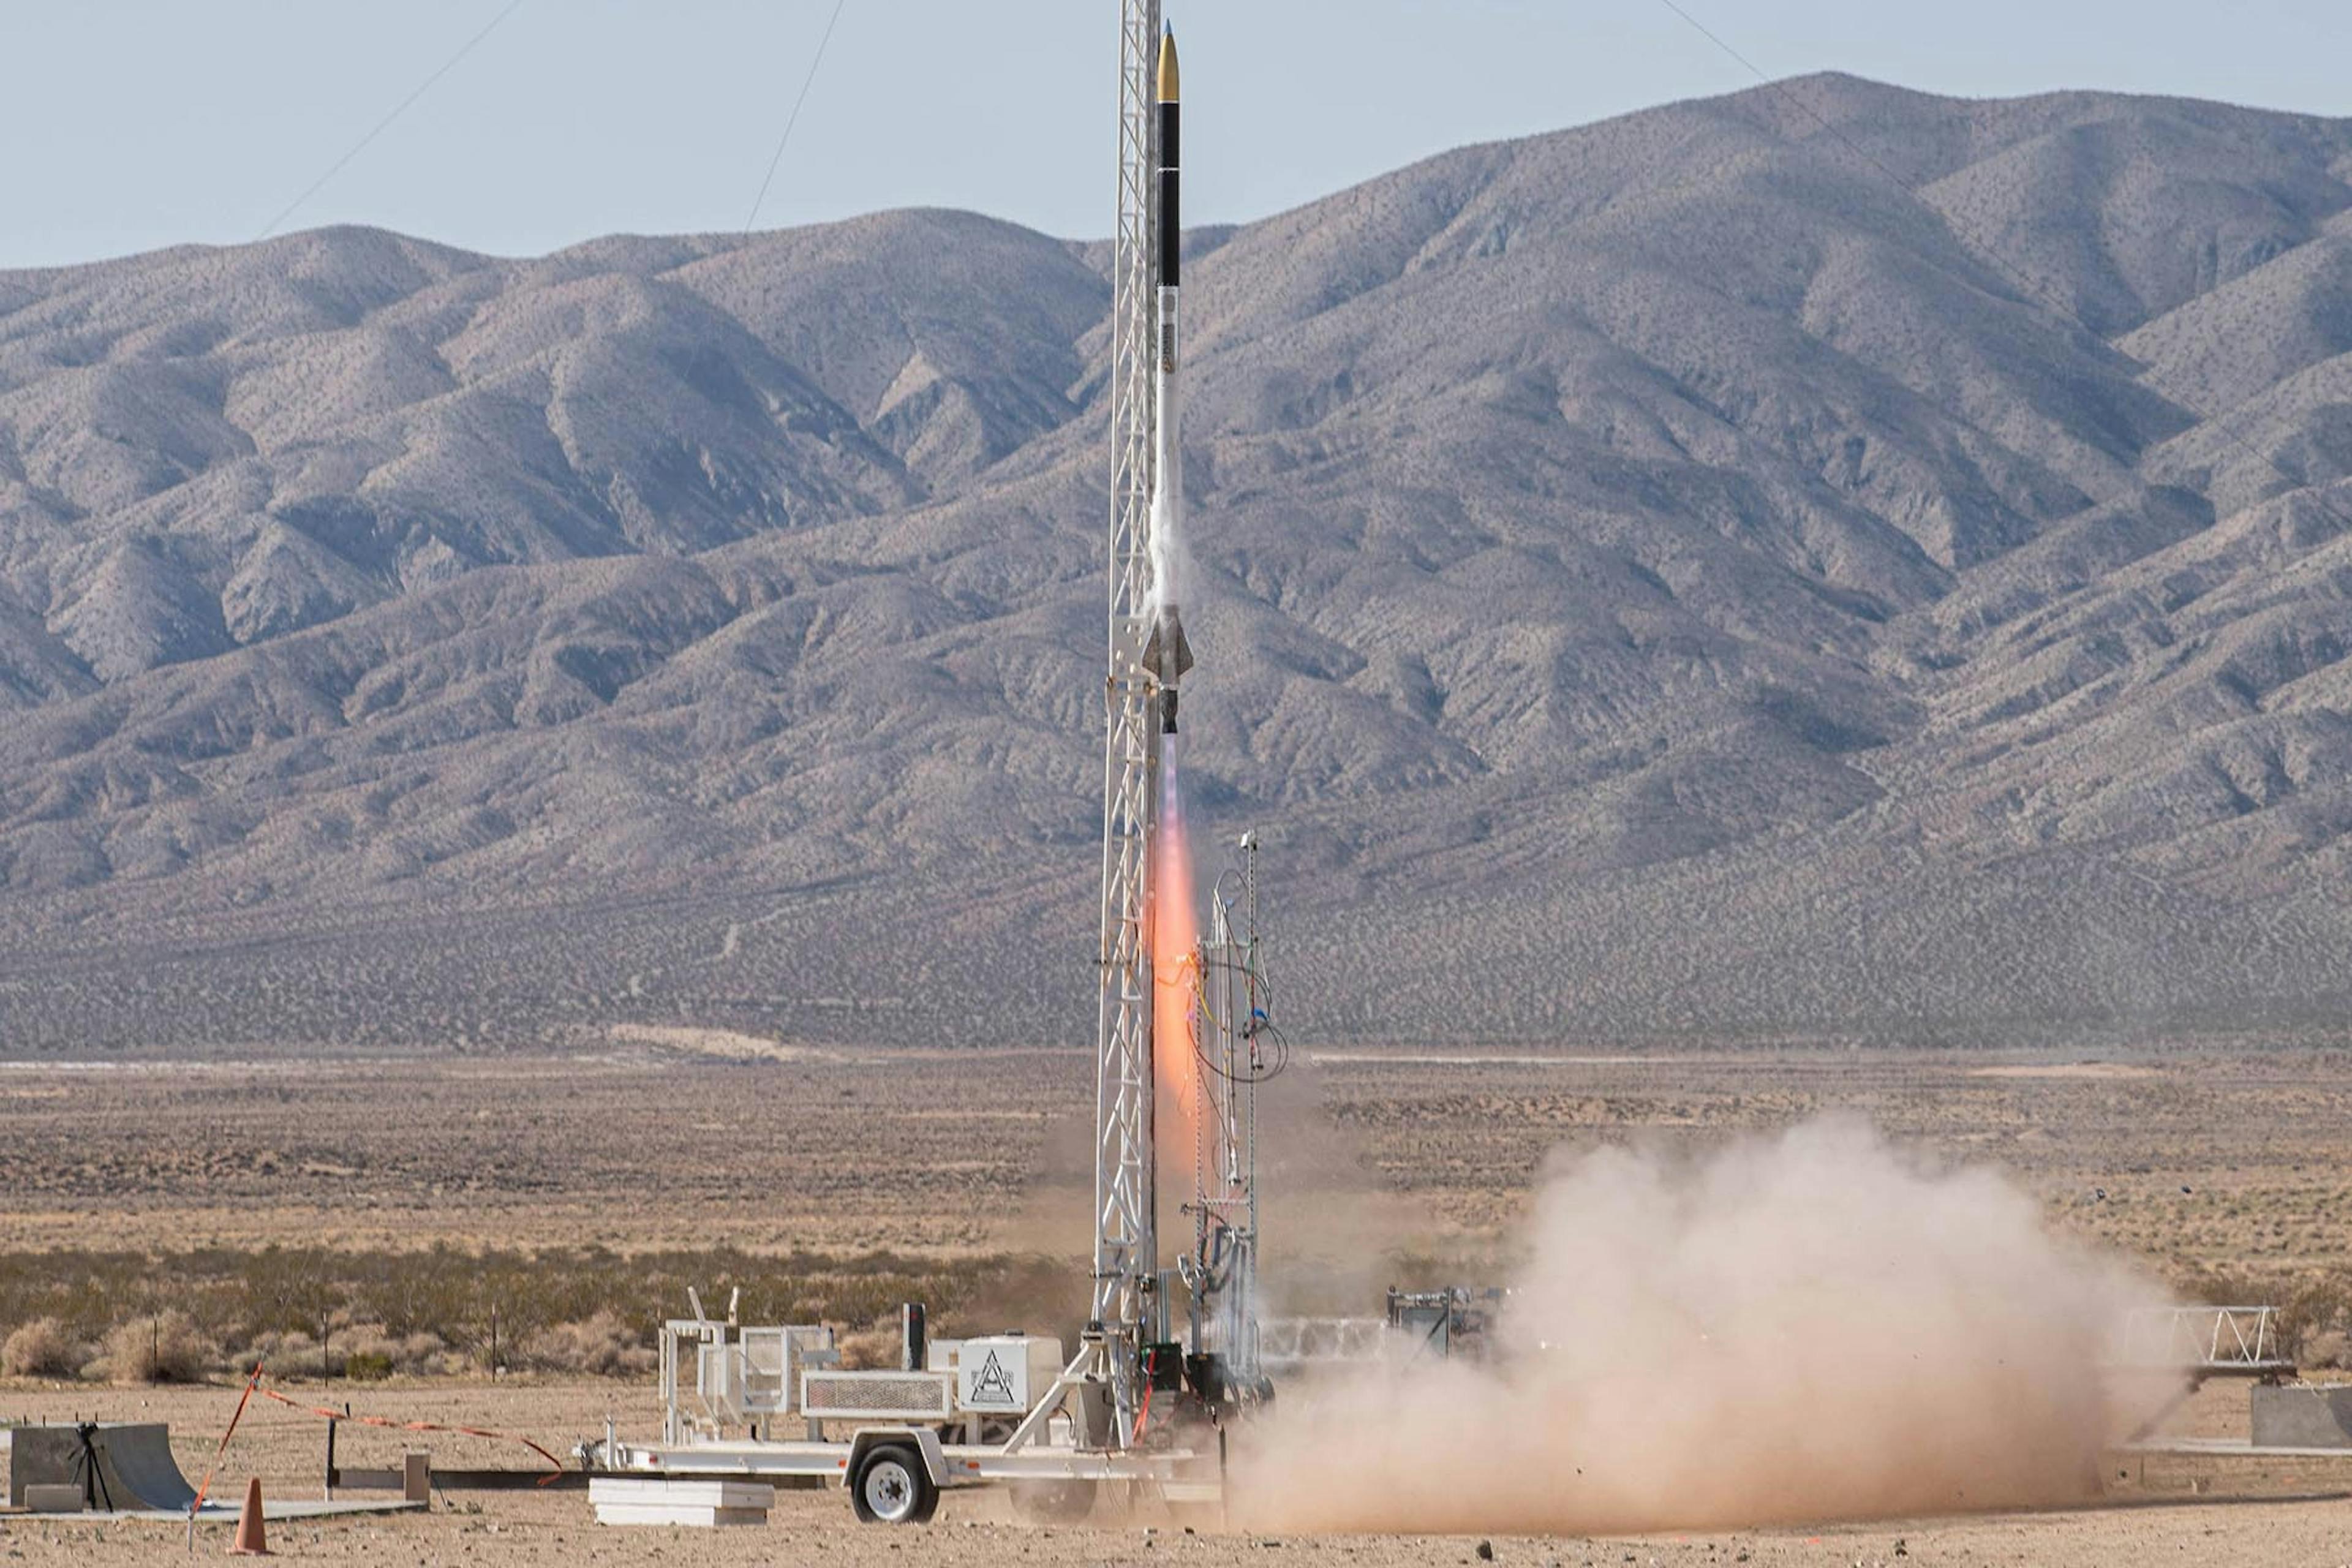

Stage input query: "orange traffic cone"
[{"left": 228, "top": 1476, "right": 270, "bottom": 1556}]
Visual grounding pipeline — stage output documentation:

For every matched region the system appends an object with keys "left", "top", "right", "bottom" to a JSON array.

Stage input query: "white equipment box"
[{"left": 954, "top": 1335, "right": 1064, "bottom": 1415}]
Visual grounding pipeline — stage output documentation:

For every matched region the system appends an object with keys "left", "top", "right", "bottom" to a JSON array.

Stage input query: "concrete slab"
[
  {"left": 7, "top": 1499, "right": 426, "bottom": 1523},
  {"left": 2119, "top": 1435, "right": 2352, "bottom": 1458},
  {"left": 592, "top": 1476, "right": 775, "bottom": 1527},
  {"left": 2250, "top": 1385, "right": 2352, "bottom": 1449}
]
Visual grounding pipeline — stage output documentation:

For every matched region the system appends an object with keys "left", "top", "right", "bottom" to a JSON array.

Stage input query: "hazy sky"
[{"left": 5, "top": 0, "right": 2350, "bottom": 270}]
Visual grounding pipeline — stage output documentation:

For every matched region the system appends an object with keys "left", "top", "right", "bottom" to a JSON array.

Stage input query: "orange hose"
[{"left": 1131, "top": 1375, "right": 1155, "bottom": 1446}]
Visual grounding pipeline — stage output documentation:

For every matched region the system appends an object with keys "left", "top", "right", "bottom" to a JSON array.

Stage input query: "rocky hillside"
[{"left": 6, "top": 74, "right": 2352, "bottom": 1052}]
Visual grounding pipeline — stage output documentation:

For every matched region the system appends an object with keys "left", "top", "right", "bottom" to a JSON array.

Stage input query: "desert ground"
[
  {"left": 0, "top": 1379, "right": 2350, "bottom": 1567},
  {"left": 5, "top": 1041, "right": 2352, "bottom": 1562}
]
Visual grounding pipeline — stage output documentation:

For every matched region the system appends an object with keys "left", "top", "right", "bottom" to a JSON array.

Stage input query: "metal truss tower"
[{"left": 1091, "top": 0, "right": 1165, "bottom": 1446}]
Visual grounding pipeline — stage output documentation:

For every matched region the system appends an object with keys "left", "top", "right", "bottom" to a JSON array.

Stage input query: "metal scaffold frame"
[{"left": 1093, "top": 0, "right": 1165, "bottom": 1446}]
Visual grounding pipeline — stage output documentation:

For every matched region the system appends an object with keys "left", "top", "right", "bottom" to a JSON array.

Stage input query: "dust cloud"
[
  {"left": 1237, "top": 1115, "right": 2173, "bottom": 1534},
  {"left": 1245, "top": 1052, "right": 1468, "bottom": 1317}
]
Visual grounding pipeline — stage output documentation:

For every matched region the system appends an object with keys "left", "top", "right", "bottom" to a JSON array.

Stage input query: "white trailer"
[{"left": 589, "top": 1313, "right": 1221, "bottom": 1525}]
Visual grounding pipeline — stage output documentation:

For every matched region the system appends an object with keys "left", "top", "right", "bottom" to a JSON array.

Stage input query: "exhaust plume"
[
  {"left": 1152, "top": 751, "right": 1200, "bottom": 1183},
  {"left": 1239, "top": 1115, "right": 2171, "bottom": 1533}
]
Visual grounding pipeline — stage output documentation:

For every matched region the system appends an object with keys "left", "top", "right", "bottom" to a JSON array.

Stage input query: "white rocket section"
[
  {"left": 1143, "top": 282, "right": 1193, "bottom": 735},
  {"left": 1150, "top": 287, "right": 1185, "bottom": 615}
]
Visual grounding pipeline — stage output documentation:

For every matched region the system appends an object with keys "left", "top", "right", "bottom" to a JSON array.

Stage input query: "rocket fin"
[{"left": 1143, "top": 610, "right": 1194, "bottom": 680}]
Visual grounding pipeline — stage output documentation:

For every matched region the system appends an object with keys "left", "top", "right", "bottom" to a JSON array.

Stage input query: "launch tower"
[{"left": 1091, "top": 0, "right": 1168, "bottom": 1446}]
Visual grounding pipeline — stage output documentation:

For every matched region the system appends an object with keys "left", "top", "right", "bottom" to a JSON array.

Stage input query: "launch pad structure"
[
  {"left": 1090, "top": 0, "right": 1170, "bottom": 1445},
  {"left": 587, "top": 0, "right": 1276, "bottom": 1526}
]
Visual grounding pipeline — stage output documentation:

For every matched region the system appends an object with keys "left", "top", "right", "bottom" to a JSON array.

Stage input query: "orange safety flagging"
[
  {"left": 189, "top": 1359, "right": 265, "bottom": 1518},
  {"left": 254, "top": 1384, "right": 567, "bottom": 1481}
]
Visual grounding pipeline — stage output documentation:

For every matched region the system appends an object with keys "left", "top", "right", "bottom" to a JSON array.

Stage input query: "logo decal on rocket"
[{"left": 1142, "top": 21, "right": 1193, "bottom": 736}]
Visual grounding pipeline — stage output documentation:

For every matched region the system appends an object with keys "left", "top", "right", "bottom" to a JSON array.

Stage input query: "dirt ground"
[
  {"left": 0, "top": 1047, "right": 1080, "bottom": 1254},
  {"left": 6, "top": 1042, "right": 2352, "bottom": 1560},
  {"left": 7, "top": 1043, "right": 2350, "bottom": 1276},
  {"left": 0, "top": 1379, "right": 2349, "bottom": 1567}
]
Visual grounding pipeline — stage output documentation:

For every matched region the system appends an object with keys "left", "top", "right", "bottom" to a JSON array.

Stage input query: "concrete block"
[{"left": 2250, "top": 1384, "right": 2352, "bottom": 1448}]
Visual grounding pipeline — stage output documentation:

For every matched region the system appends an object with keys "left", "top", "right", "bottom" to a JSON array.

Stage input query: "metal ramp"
[
  {"left": 2, "top": 1421, "right": 420, "bottom": 1520},
  {"left": 2, "top": 1423, "right": 193, "bottom": 1512}
]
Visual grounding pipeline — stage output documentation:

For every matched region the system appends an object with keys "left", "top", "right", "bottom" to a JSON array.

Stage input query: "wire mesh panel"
[
  {"left": 738, "top": 1330, "right": 788, "bottom": 1415},
  {"left": 799, "top": 1370, "right": 955, "bottom": 1421}
]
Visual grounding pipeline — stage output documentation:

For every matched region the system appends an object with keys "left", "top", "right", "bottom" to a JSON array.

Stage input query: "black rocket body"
[{"left": 1143, "top": 23, "right": 1193, "bottom": 736}]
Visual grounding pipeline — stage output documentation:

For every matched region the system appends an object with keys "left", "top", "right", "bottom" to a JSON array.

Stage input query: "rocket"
[{"left": 1141, "top": 22, "right": 1193, "bottom": 736}]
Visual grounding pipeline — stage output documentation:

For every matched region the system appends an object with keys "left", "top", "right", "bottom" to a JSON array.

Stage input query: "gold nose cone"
[{"left": 1157, "top": 25, "right": 1179, "bottom": 103}]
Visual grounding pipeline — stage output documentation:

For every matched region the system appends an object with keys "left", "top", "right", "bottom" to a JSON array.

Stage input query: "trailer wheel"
[
  {"left": 851, "top": 1442, "right": 938, "bottom": 1525},
  {"left": 1012, "top": 1477, "right": 1096, "bottom": 1523}
]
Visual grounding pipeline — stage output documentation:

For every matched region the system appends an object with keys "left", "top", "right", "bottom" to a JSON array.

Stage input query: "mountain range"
[{"left": 6, "top": 72, "right": 2352, "bottom": 1052}]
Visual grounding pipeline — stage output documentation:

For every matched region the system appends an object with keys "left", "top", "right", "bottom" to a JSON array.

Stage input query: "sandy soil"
[
  {"left": 9, "top": 1046, "right": 2351, "bottom": 1284},
  {"left": 8, "top": 1046, "right": 2352, "bottom": 1559},
  {"left": 2, "top": 1380, "right": 2350, "bottom": 1566},
  {"left": 13, "top": 1487, "right": 2352, "bottom": 1568}
]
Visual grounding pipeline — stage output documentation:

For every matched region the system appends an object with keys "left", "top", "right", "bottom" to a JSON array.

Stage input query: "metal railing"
[
  {"left": 2111, "top": 1305, "right": 2294, "bottom": 1376},
  {"left": 1257, "top": 1317, "right": 1387, "bottom": 1378}
]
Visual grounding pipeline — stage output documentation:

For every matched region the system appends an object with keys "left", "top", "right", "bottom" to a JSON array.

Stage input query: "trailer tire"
[
  {"left": 851, "top": 1442, "right": 938, "bottom": 1525},
  {"left": 1012, "top": 1477, "right": 1096, "bottom": 1523}
]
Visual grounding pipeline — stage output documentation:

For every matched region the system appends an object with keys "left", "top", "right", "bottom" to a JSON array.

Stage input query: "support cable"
[
  {"left": 744, "top": 0, "right": 850, "bottom": 233},
  {"left": 254, "top": 0, "right": 526, "bottom": 242}
]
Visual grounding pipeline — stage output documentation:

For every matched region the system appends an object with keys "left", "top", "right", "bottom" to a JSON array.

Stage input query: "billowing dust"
[
  {"left": 998, "top": 1028, "right": 1454, "bottom": 1326},
  {"left": 1237, "top": 1115, "right": 2174, "bottom": 1534}
]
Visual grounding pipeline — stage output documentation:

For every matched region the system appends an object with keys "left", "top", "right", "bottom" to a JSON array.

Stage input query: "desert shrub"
[
  {"left": 0, "top": 1245, "right": 1072, "bottom": 1382},
  {"left": 344, "top": 1351, "right": 396, "bottom": 1382},
  {"left": 2, "top": 1317, "right": 85, "bottom": 1379},
  {"left": 396, "top": 1332, "right": 466, "bottom": 1377},
  {"left": 2278, "top": 1273, "right": 2352, "bottom": 1366},
  {"left": 339, "top": 1329, "right": 451, "bottom": 1378},
  {"left": 835, "top": 1325, "right": 900, "bottom": 1370},
  {"left": 522, "top": 1311, "right": 652, "bottom": 1377},
  {"left": 238, "top": 1327, "right": 321, "bottom": 1373},
  {"left": 105, "top": 1310, "right": 213, "bottom": 1384}
]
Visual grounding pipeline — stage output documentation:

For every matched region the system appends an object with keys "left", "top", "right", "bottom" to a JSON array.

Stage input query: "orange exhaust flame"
[{"left": 1152, "top": 748, "right": 1200, "bottom": 1182}]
